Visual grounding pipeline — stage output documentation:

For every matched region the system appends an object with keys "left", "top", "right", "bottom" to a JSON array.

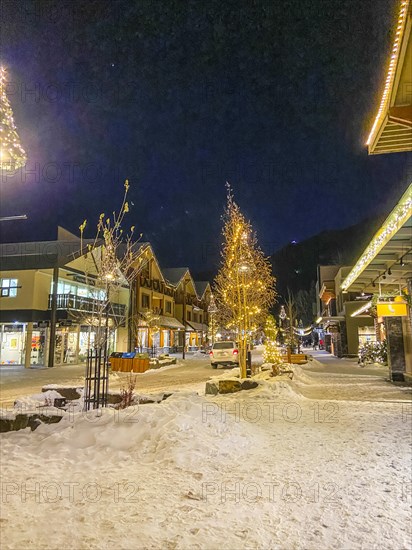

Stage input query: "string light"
[
  {"left": 341, "top": 184, "right": 412, "bottom": 290},
  {"left": 366, "top": 0, "right": 410, "bottom": 147},
  {"left": 0, "top": 66, "right": 27, "bottom": 170},
  {"left": 214, "top": 186, "right": 276, "bottom": 375}
]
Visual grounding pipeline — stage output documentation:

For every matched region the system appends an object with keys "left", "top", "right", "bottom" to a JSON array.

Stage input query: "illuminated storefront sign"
[{"left": 377, "top": 301, "right": 408, "bottom": 317}]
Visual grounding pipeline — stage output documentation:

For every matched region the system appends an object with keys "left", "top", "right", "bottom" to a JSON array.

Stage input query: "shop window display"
[
  {"left": 0, "top": 324, "right": 24, "bottom": 364},
  {"left": 30, "top": 330, "right": 46, "bottom": 365}
]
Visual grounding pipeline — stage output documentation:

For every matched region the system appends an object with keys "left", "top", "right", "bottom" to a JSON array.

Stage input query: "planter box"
[
  {"left": 121, "top": 359, "right": 133, "bottom": 372},
  {"left": 110, "top": 357, "right": 121, "bottom": 371},
  {"left": 111, "top": 357, "right": 150, "bottom": 373}
]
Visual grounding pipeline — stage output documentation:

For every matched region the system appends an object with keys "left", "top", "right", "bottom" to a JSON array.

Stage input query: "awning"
[
  {"left": 341, "top": 184, "right": 412, "bottom": 293},
  {"left": 367, "top": 1, "right": 412, "bottom": 154},
  {"left": 186, "top": 321, "right": 208, "bottom": 332},
  {"left": 159, "top": 315, "right": 185, "bottom": 329}
]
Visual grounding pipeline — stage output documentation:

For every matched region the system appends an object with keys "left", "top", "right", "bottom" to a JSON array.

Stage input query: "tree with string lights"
[
  {"left": 263, "top": 314, "right": 283, "bottom": 365},
  {"left": 214, "top": 186, "right": 276, "bottom": 378},
  {"left": 0, "top": 66, "right": 26, "bottom": 171}
]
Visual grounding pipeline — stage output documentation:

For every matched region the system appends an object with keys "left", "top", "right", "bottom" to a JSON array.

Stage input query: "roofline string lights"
[
  {"left": 341, "top": 184, "right": 412, "bottom": 291},
  {"left": 366, "top": 0, "right": 410, "bottom": 147},
  {"left": 0, "top": 66, "right": 27, "bottom": 171}
]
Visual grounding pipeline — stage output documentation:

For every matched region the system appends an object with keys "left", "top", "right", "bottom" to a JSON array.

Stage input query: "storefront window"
[
  {"left": 55, "top": 280, "right": 104, "bottom": 300},
  {"left": 31, "top": 329, "right": 46, "bottom": 366},
  {"left": 136, "top": 328, "right": 148, "bottom": 350},
  {"left": 0, "top": 324, "right": 24, "bottom": 364},
  {"left": 358, "top": 326, "right": 376, "bottom": 346},
  {"left": 79, "top": 327, "right": 95, "bottom": 362}
]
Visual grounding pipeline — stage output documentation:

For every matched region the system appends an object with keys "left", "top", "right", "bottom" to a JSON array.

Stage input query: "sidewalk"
[
  {"left": 0, "top": 363, "right": 87, "bottom": 408},
  {"left": 299, "top": 349, "right": 412, "bottom": 402},
  {"left": 307, "top": 349, "right": 390, "bottom": 376}
]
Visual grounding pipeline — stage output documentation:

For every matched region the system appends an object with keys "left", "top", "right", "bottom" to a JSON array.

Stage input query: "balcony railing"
[
  {"left": 48, "top": 293, "right": 126, "bottom": 318},
  {"left": 139, "top": 276, "right": 174, "bottom": 297},
  {"left": 175, "top": 293, "right": 199, "bottom": 306}
]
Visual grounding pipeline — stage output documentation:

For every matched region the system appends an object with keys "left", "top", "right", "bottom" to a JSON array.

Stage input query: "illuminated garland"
[
  {"left": 341, "top": 184, "right": 412, "bottom": 290},
  {"left": 366, "top": 0, "right": 410, "bottom": 147},
  {"left": 0, "top": 66, "right": 27, "bottom": 170}
]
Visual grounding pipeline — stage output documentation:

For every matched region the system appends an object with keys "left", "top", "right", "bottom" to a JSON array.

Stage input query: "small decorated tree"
[{"left": 263, "top": 314, "right": 283, "bottom": 365}]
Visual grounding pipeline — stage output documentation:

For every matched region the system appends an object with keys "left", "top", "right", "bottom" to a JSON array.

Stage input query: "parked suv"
[{"left": 209, "top": 341, "right": 239, "bottom": 368}]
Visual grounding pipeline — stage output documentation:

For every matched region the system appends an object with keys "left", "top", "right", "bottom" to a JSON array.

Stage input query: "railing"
[
  {"left": 140, "top": 276, "right": 152, "bottom": 289},
  {"left": 48, "top": 293, "right": 126, "bottom": 318},
  {"left": 175, "top": 293, "right": 199, "bottom": 306},
  {"left": 139, "top": 276, "right": 174, "bottom": 297}
]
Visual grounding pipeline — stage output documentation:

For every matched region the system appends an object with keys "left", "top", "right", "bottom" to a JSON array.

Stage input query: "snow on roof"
[
  {"left": 162, "top": 267, "right": 190, "bottom": 286},
  {"left": 194, "top": 281, "right": 211, "bottom": 298}
]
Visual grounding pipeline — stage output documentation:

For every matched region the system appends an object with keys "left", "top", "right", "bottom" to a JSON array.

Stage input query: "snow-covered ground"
[{"left": 1, "top": 366, "right": 411, "bottom": 549}]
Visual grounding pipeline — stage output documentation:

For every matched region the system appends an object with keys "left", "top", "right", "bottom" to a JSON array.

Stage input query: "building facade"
[
  {"left": 1, "top": 230, "right": 213, "bottom": 366},
  {"left": 316, "top": 265, "right": 375, "bottom": 357},
  {"left": 0, "top": 231, "right": 128, "bottom": 367}
]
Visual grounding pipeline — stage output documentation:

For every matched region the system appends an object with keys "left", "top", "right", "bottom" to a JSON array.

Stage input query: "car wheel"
[{"left": 212, "top": 363, "right": 218, "bottom": 369}]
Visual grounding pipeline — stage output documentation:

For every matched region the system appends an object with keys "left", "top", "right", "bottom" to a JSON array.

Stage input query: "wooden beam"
[{"left": 389, "top": 105, "right": 412, "bottom": 127}]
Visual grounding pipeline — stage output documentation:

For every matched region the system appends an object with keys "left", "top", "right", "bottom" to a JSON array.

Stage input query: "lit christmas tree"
[
  {"left": 0, "top": 66, "right": 27, "bottom": 170},
  {"left": 263, "top": 314, "right": 283, "bottom": 365},
  {"left": 215, "top": 185, "right": 276, "bottom": 377}
]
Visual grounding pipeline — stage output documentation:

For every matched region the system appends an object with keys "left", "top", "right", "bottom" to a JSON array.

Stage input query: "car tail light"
[
  {"left": 209, "top": 351, "right": 213, "bottom": 356},
  {"left": 233, "top": 349, "right": 238, "bottom": 355}
]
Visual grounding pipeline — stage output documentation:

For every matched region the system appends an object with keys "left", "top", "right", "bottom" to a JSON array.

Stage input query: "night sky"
[{"left": 0, "top": 0, "right": 410, "bottom": 273}]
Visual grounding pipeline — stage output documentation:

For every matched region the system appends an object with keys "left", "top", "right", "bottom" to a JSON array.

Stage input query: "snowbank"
[
  {"left": 14, "top": 390, "right": 64, "bottom": 410},
  {"left": 1, "top": 370, "right": 411, "bottom": 550}
]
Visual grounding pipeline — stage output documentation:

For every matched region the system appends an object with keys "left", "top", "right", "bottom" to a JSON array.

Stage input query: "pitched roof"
[
  {"left": 0, "top": 240, "right": 151, "bottom": 272},
  {"left": 117, "top": 241, "right": 150, "bottom": 259},
  {"left": 162, "top": 267, "right": 190, "bottom": 286},
  {"left": 194, "top": 281, "right": 211, "bottom": 298},
  {"left": 0, "top": 240, "right": 92, "bottom": 271},
  {"left": 367, "top": 0, "right": 412, "bottom": 154}
]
